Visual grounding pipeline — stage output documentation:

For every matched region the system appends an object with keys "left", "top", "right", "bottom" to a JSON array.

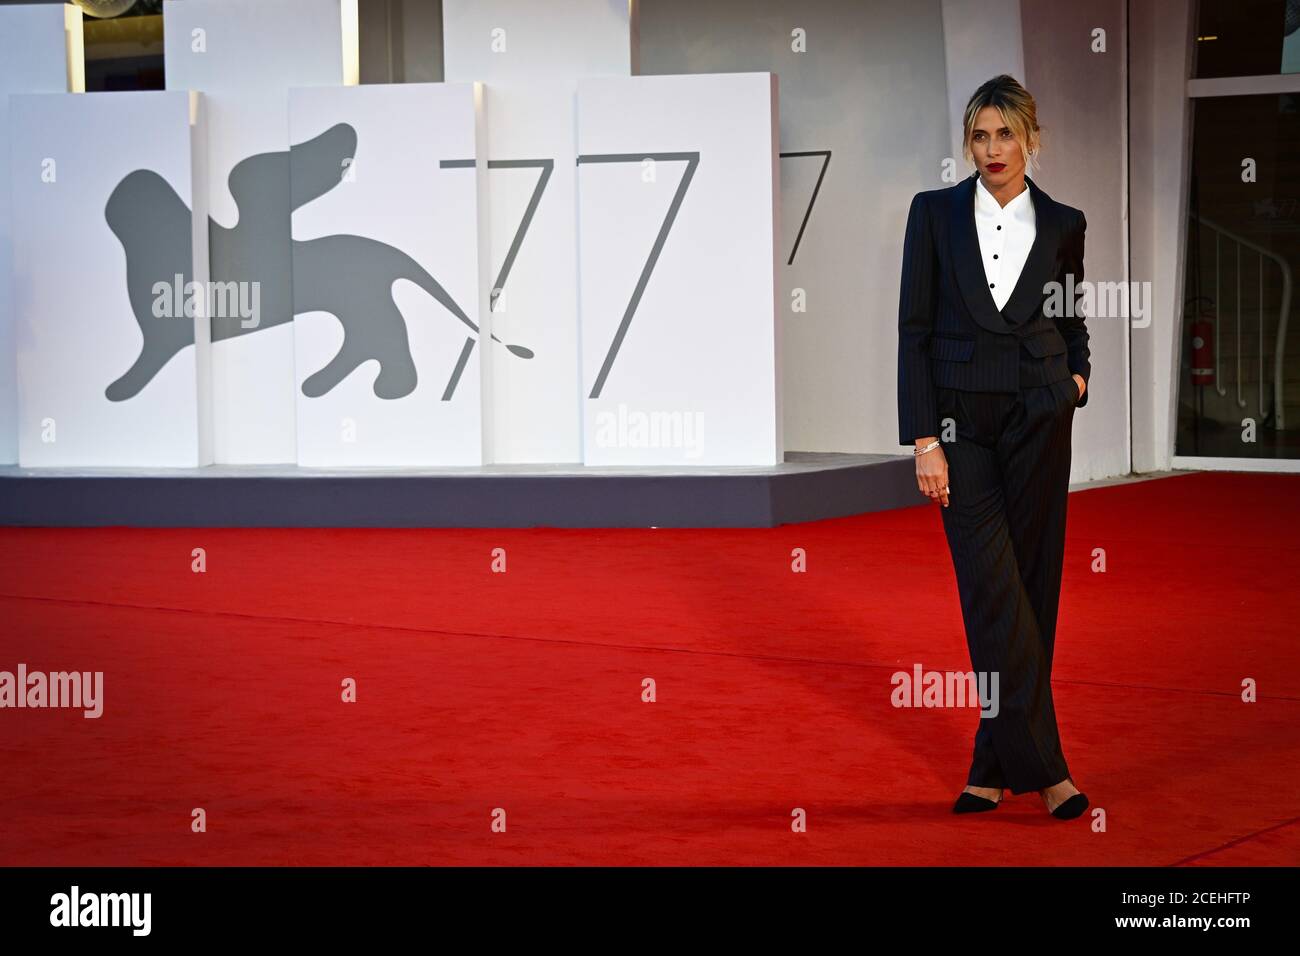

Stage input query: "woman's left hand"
[{"left": 1072, "top": 373, "right": 1086, "bottom": 402}]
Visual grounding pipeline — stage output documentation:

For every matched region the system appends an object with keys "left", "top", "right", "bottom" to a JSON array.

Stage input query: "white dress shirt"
[{"left": 974, "top": 175, "right": 1035, "bottom": 311}]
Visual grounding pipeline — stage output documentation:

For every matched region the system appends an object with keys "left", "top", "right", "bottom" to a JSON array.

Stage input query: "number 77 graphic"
[{"left": 576, "top": 151, "right": 700, "bottom": 399}]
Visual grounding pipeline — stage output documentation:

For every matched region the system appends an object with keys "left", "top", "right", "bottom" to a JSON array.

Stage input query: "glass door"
[{"left": 1175, "top": 0, "right": 1300, "bottom": 465}]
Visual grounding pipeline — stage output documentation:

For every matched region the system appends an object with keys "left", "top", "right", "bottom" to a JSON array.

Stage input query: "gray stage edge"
[{"left": 0, "top": 452, "right": 922, "bottom": 528}]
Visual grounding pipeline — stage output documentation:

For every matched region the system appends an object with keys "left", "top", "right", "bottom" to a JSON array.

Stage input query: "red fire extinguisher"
[{"left": 1190, "top": 319, "right": 1214, "bottom": 386}]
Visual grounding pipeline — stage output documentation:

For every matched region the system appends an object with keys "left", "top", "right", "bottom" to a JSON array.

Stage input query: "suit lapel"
[
  {"left": 949, "top": 173, "right": 1059, "bottom": 333},
  {"left": 1002, "top": 176, "right": 1059, "bottom": 327}
]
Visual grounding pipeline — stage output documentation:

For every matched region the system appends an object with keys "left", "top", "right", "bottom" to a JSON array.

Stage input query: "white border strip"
[
  {"left": 1172, "top": 455, "right": 1300, "bottom": 473},
  {"left": 1188, "top": 73, "right": 1300, "bottom": 97}
]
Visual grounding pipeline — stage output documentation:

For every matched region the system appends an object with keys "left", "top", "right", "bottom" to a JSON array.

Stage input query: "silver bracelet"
[{"left": 913, "top": 439, "right": 941, "bottom": 456}]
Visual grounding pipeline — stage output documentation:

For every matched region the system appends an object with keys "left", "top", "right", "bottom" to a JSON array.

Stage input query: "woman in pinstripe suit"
[{"left": 896, "top": 75, "right": 1090, "bottom": 820}]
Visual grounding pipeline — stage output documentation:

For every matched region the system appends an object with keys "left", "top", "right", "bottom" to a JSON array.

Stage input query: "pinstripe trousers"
[{"left": 936, "top": 348, "right": 1080, "bottom": 795}]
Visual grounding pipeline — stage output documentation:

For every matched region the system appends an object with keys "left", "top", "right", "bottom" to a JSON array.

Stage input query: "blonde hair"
[{"left": 961, "top": 74, "right": 1042, "bottom": 173}]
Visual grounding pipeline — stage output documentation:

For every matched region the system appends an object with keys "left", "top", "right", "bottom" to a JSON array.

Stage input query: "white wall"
[
  {"left": 941, "top": 0, "right": 1025, "bottom": 166},
  {"left": 1129, "top": 0, "right": 1196, "bottom": 474},
  {"left": 1020, "top": 0, "right": 1130, "bottom": 482}
]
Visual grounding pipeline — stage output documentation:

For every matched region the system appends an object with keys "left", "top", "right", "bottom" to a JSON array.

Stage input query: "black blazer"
[{"left": 896, "top": 172, "right": 1091, "bottom": 445}]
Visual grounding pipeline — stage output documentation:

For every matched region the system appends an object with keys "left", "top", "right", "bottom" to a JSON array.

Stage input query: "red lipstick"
[{"left": 986, "top": 163, "right": 1006, "bottom": 172}]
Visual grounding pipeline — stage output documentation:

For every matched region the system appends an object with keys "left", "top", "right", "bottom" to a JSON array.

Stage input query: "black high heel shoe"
[
  {"left": 952, "top": 789, "right": 1003, "bottom": 813},
  {"left": 1045, "top": 777, "right": 1089, "bottom": 820}
]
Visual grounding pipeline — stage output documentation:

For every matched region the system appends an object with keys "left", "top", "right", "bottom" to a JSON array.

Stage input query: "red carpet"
[{"left": 1, "top": 470, "right": 1297, "bottom": 866}]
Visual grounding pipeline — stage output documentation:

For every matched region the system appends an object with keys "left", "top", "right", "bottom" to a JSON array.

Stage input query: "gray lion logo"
[{"left": 103, "top": 122, "right": 532, "bottom": 402}]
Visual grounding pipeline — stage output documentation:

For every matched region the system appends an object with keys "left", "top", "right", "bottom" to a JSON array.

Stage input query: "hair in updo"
[{"left": 962, "top": 74, "right": 1042, "bottom": 173}]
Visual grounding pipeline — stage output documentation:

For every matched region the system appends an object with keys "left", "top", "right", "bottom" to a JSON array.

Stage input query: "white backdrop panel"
[
  {"left": 289, "top": 82, "right": 487, "bottom": 466},
  {"left": 477, "top": 85, "right": 583, "bottom": 463},
  {"left": 0, "top": 3, "right": 83, "bottom": 465},
  {"left": 164, "top": 0, "right": 358, "bottom": 465},
  {"left": 576, "top": 72, "right": 782, "bottom": 466},
  {"left": 10, "top": 90, "right": 211, "bottom": 467},
  {"left": 443, "top": 0, "right": 633, "bottom": 463}
]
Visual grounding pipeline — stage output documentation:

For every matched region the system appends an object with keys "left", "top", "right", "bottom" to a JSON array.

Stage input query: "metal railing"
[{"left": 1191, "top": 214, "right": 1293, "bottom": 430}]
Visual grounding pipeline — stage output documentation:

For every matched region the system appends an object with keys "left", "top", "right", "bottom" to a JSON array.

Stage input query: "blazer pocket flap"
[
  {"left": 929, "top": 335, "right": 975, "bottom": 362},
  {"left": 1021, "top": 329, "right": 1067, "bottom": 357}
]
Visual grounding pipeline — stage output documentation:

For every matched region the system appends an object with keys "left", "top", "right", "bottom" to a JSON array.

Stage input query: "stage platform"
[{"left": 0, "top": 452, "right": 920, "bottom": 528}]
